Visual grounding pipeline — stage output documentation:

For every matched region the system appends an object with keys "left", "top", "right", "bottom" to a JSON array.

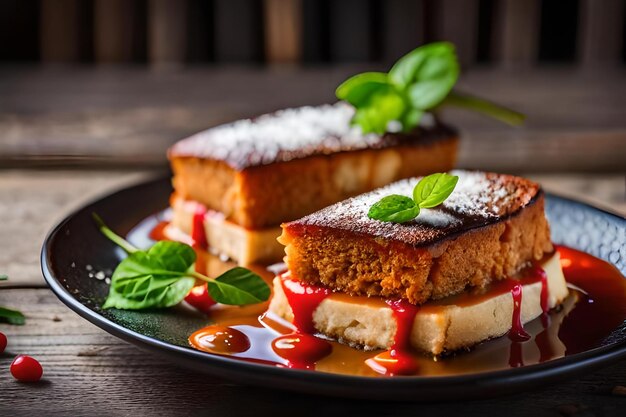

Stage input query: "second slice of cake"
[{"left": 270, "top": 170, "right": 568, "bottom": 356}]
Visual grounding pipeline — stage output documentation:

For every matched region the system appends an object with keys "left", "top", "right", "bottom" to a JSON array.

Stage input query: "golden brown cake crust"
[
  {"left": 170, "top": 135, "right": 458, "bottom": 229},
  {"left": 279, "top": 171, "right": 554, "bottom": 305}
]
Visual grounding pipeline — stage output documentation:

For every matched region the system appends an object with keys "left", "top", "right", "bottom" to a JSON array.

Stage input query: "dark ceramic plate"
[{"left": 41, "top": 177, "right": 626, "bottom": 401}]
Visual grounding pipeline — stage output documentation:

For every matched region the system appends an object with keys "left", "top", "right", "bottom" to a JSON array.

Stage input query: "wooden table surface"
[{"left": 0, "top": 67, "right": 625, "bottom": 416}]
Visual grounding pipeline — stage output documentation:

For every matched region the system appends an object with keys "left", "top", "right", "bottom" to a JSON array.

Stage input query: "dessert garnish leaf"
[
  {"left": 389, "top": 42, "right": 459, "bottom": 109},
  {"left": 102, "top": 241, "right": 197, "bottom": 310},
  {"left": 336, "top": 42, "right": 525, "bottom": 134},
  {"left": 0, "top": 275, "right": 26, "bottom": 325},
  {"left": 368, "top": 173, "right": 459, "bottom": 223},
  {"left": 368, "top": 195, "right": 420, "bottom": 223},
  {"left": 412, "top": 172, "right": 459, "bottom": 209},
  {"left": 0, "top": 306, "right": 26, "bottom": 325},
  {"left": 335, "top": 72, "right": 390, "bottom": 106},
  {"left": 207, "top": 267, "right": 271, "bottom": 306},
  {"left": 337, "top": 72, "right": 407, "bottom": 134},
  {"left": 93, "top": 214, "right": 270, "bottom": 310}
]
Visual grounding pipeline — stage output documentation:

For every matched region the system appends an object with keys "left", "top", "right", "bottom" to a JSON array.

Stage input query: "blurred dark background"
[
  {"left": 0, "top": 0, "right": 625, "bottom": 173},
  {"left": 1, "top": 0, "right": 624, "bottom": 66}
]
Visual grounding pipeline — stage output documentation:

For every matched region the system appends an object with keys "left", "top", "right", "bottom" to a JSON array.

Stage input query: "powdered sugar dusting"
[
  {"left": 444, "top": 170, "right": 514, "bottom": 217},
  {"left": 169, "top": 103, "right": 453, "bottom": 170},
  {"left": 416, "top": 209, "right": 459, "bottom": 228},
  {"left": 289, "top": 170, "right": 540, "bottom": 247}
]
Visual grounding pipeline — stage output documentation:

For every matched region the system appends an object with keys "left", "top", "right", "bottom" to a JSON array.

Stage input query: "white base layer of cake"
[
  {"left": 170, "top": 197, "right": 284, "bottom": 265},
  {"left": 268, "top": 252, "right": 569, "bottom": 355}
]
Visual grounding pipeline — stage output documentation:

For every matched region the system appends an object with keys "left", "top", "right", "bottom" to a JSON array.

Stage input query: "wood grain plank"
[
  {"left": 94, "top": 0, "right": 136, "bottom": 63},
  {"left": 214, "top": 0, "right": 264, "bottom": 63},
  {"left": 263, "top": 0, "right": 303, "bottom": 64},
  {"left": 329, "top": 0, "right": 374, "bottom": 61},
  {"left": 301, "top": 0, "right": 331, "bottom": 62},
  {"left": 493, "top": 0, "right": 540, "bottom": 67},
  {"left": 187, "top": 0, "right": 215, "bottom": 63},
  {"left": 0, "top": 171, "right": 153, "bottom": 288},
  {"left": 1, "top": 288, "right": 626, "bottom": 416},
  {"left": 0, "top": 67, "right": 624, "bottom": 171},
  {"left": 434, "top": 0, "right": 479, "bottom": 67},
  {"left": 148, "top": 0, "right": 188, "bottom": 67},
  {"left": 40, "top": 0, "right": 80, "bottom": 62},
  {"left": 579, "top": 0, "right": 625, "bottom": 67},
  {"left": 382, "top": 0, "right": 425, "bottom": 64}
]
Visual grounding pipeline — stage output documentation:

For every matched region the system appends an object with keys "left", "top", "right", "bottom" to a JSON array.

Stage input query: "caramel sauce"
[
  {"left": 130, "top": 220, "right": 626, "bottom": 378},
  {"left": 191, "top": 325, "right": 251, "bottom": 354}
]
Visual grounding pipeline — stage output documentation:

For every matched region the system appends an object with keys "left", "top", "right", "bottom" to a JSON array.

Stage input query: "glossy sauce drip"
[
  {"left": 191, "top": 205, "right": 208, "bottom": 249},
  {"left": 272, "top": 333, "right": 332, "bottom": 370},
  {"left": 273, "top": 274, "right": 334, "bottom": 369},
  {"left": 366, "top": 300, "right": 420, "bottom": 376},
  {"left": 536, "top": 265, "right": 551, "bottom": 328},
  {"left": 507, "top": 265, "right": 549, "bottom": 365},
  {"left": 190, "top": 325, "right": 251, "bottom": 354},
  {"left": 508, "top": 283, "right": 531, "bottom": 342},
  {"left": 531, "top": 264, "right": 554, "bottom": 362},
  {"left": 556, "top": 245, "right": 626, "bottom": 355},
  {"left": 131, "top": 217, "right": 626, "bottom": 378},
  {"left": 279, "top": 273, "right": 330, "bottom": 334}
]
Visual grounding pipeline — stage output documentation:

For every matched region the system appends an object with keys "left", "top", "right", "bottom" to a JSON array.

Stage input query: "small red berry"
[
  {"left": 10, "top": 355, "right": 43, "bottom": 382},
  {"left": 0, "top": 332, "right": 7, "bottom": 353},
  {"left": 185, "top": 284, "right": 216, "bottom": 313}
]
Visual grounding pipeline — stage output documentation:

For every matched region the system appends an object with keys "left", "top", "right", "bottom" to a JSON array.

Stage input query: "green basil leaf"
[
  {"left": 350, "top": 90, "right": 407, "bottom": 134},
  {"left": 103, "top": 241, "right": 197, "bottom": 310},
  {"left": 146, "top": 241, "right": 197, "bottom": 272},
  {"left": 368, "top": 194, "right": 420, "bottom": 223},
  {"left": 0, "top": 306, "right": 25, "bottom": 325},
  {"left": 413, "top": 173, "right": 459, "bottom": 209},
  {"left": 335, "top": 72, "right": 390, "bottom": 106},
  {"left": 389, "top": 42, "right": 459, "bottom": 109},
  {"left": 103, "top": 275, "right": 195, "bottom": 310},
  {"left": 207, "top": 267, "right": 271, "bottom": 306},
  {"left": 401, "top": 108, "right": 424, "bottom": 132}
]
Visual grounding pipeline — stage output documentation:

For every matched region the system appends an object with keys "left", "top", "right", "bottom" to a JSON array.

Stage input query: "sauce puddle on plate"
[{"left": 138, "top": 221, "right": 626, "bottom": 377}]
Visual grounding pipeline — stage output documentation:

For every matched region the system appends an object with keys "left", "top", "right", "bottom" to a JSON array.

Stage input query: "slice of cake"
[
  {"left": 167, "top": 103, "right": 458, "bottom": 264},
  {"left": 270, "top": 170, "right": 568, "bottom": 357}
]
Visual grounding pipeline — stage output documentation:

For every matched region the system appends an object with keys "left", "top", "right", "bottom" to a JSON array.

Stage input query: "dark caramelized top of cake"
[
  {"left": 284, "top": 170, "right": 541, "bottom": 247},
  {"left": 168, "top": 103, "right": 456, "bottom": 170}
]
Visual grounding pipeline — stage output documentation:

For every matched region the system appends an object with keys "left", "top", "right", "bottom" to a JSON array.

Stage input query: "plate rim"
[{"left": 39, "top": 175, "right": 626, "bottom": 400}]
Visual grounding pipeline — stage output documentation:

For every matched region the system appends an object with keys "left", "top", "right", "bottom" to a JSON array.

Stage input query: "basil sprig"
[
  {"left": 368, "top": 173, "right": 459, "bottom": 223},
  {"left": 0, "top": 275, "right": 26, "bottom": 325},
  {"left": 0, "top": 306, "right": 26, "bottom": 325},
  {"left": 93, "top": 214, "right": 270, "bottom": 310},
  {"left": 336, "top": 42, "right": 524, "bottom": 134}
]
